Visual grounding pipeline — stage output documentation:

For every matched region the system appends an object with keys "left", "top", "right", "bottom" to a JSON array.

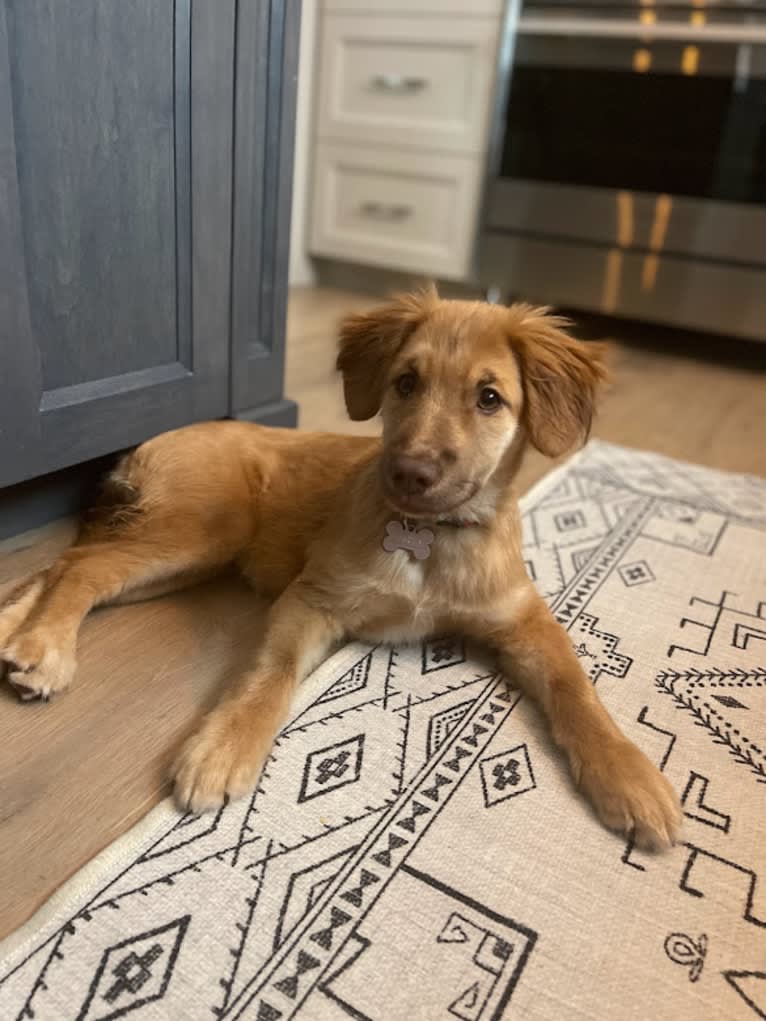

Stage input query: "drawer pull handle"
[
  {"left": 359, "top": 201, "right": 412, "bottom": 221},
  {"left": 369, "top": 73, "right": 427, "bottom": 93}
]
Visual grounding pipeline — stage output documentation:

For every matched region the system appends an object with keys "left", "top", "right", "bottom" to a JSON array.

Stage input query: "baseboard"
[
  {"left": 0, "top": 402, "right": 300, "bottom": 541},
  {"left": 0, "top": 454, "right": 118, "bottom": 542},
  {"left": 313, "top": 258, "right": 483, "bottom": 301}
]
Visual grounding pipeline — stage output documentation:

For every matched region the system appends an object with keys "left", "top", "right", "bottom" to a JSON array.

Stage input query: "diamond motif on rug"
[
  {"left": 76, "top": 916, "right": 190, "bottom": 1021},
  {"left": 421, "top": 637, "right": 466, "bottom": 673},
  {"left": 618, "top": 560, "right": 655, "bottom": 587},
  {"left": 479, "top": 744, "right": 537, "bottom": 807},
  {"left": 298, "top": 734, "right": 365, "bottom": 803}
]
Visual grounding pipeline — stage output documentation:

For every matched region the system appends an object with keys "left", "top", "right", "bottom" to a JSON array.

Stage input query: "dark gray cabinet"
[{"left": 0, "top": 0, "right": 298, "bottom": 492}]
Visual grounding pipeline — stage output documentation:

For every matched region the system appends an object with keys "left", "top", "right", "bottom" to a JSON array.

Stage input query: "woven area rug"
[{"left": 1, "top": 440, "right": 765, "bottom": 1021}]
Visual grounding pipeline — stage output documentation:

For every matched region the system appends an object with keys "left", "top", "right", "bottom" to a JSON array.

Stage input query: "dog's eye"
[
  {"left": 477, "top": 387, "right": 502, "bottom": 413},
  {"left": 395, "top": 372, "right": 417, "bottom": 397}
]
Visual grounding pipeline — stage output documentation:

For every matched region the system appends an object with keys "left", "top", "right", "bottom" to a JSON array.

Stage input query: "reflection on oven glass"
[
  {"left": 502, "top": 46, "right": 766, "bottom": 203},
  {"left": 479, "top": 1, "right": 766, "bottom": 339}
]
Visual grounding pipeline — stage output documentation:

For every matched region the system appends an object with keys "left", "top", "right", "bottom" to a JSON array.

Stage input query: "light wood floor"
[{"left": 1, "top": 286, "right": 764, "bottom": 940}]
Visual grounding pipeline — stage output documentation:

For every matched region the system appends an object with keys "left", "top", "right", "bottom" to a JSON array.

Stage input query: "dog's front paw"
[
  {"left": 1, "top": 627, "right": 76, "bottom": 701},
  {"left": 172, "top": 707, "right": 270, "bottom": 814},
  {"left": 577, "top": 739, "right": 682, "bottom": 851}
]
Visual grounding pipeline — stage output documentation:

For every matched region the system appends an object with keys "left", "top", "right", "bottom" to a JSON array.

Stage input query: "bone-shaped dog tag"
[{"left": 382, "top": 520, "right": 434, "bottom": 560}]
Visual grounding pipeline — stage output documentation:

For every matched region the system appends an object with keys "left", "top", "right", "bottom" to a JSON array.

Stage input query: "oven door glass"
[{"left": 501, "top": 33, "right": 766, "bottom": 205}]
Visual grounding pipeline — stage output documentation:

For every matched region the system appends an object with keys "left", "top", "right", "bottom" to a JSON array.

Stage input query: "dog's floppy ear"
[
  {"left": 508, "top": 304, "right": 609, "bottom": 457},
  {"left": 336, "top": 286, "right": 438, "bottom": 420}
]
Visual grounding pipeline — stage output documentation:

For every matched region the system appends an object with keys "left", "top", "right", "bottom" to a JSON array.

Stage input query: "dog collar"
[{"left": 382, "top": 516, "right": 481, "bottom": 559}]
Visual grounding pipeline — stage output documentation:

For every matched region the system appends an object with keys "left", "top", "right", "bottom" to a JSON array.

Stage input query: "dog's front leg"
[
  {"left": 483, "top": 592, "right": 682, "bottom": 850},
  {"left": 173, "top": 582, "right": 342, "bottom": 813}
]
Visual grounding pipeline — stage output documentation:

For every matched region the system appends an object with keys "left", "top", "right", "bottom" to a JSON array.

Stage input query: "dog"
[{"left": 0, "top": 288, "right": 681, "bottom": 850}]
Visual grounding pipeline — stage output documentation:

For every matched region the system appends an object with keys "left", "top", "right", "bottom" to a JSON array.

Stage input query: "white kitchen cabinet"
[
  {"left": 317, "top": 14, "right": 498, "bottom": 154},
  {"left": 308, "top": 1, "right": 501, "bottom": 281},
  {"left": 311, "top": 143, "right": 482, "bottom": 279}
]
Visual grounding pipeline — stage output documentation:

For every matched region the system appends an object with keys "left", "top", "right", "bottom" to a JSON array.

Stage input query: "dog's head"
[{"left": 337, "top": 286, "right": 608, "bottom": 518}]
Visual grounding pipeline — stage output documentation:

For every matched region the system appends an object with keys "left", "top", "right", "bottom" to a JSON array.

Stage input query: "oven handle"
[{"left": 517, "top": 16, "right": 766, "bottom": 46}]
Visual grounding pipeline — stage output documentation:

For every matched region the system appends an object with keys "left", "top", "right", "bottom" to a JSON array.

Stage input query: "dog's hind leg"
[
  {"left": 1, "top": 445, "right": 252, "bottom": 701},
  {"left": 0, "top": 535, "right": 229, "bottom": 702}
]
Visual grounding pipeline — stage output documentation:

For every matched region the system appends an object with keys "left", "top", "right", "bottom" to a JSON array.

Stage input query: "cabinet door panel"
[
  {"left": 0, "top": 9, "right": 40, "bottom": 476},
  {"left": 10, "top": 2, "right": 181, "bottom": 392},
  {"left": 230, "top": 0, "right": 300, "bottom": 415},
  {"left": 0, "top": 0, "right": 234, "bottom": 488}
]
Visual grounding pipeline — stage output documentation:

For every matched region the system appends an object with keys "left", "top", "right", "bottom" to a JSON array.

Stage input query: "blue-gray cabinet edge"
[{"left": 0, "top": 0, "right": 299, "bottom": 536}]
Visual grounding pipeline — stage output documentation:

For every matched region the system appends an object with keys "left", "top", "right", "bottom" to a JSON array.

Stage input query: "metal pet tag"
[{"left": 382, "top": 519, "right": 434, "bottom": 560}]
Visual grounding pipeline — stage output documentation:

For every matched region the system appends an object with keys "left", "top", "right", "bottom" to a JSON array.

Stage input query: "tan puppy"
[{"left": 0, "top": 289, "right": 682, "bottom": 849}]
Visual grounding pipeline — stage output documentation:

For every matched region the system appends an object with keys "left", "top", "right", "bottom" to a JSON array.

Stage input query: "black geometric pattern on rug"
[
  {"left": 76, "top": 915, "right": 190, "bottom": 1021},
  {"left": 232, "top": 685, "right": 520, "bottom": 1020},
  {"left": 656, "top": 667, "right": 766, "bottom": 783},
  {"left": 723, "top": 970, "right": 766, "bottom": 1020},
  {"left": 667, "top": 590, "right": 746, "bottom": 659},
  {"left": 570, "top": 612, "right": 633, "bottom": 681},
  {"left": 317, "top": 864, "right": 537, "bottom": 1021},
  {"left": 273, "top": 846, "right": 358, "bottom": 952},
  {"left": 620, "top": 706, "right": 680, "bottom": 873},
  {"left": 2, "top": 441, "right": 765, "bottom": 1021},
  {"left": 422, "top": 636, "right": 467, "bottom": 674},
  {"left": 618, "top": 559, "right": 655, "bottom": 587},
  {"left": 298, "top": 735, "right": 366, "bottom": 803},
  {"left": 681, "top": 772, "right": 732, "bottom": 833},
  {"left": 426, "top": 699, "right": 475, "bottom": 758},
  {"left": 636, "top": 705, "right": 678, "bottom": 771},
  {"left": 571, "top": 546, "right": 599, "bottom": 574},
  {"left": 479, "top": 744, "right": 536, "bottom": 808},
  {"left": 554, "top": 509, "right": 586, "bottom": 532},
  {"left": 314, "top": 650, "right": 373, "bottom": 706},
  {"left": 214, "top": 847, "right": 273, "bottom": 1018},
  {"left": 664, "top": 931, "right": 707, "bottom": 983},
  {"left": 679, "top": 844, "right": 766, "bottom": 928},
  {"left": 138, "top": 803, "right": 227, "bottom": 862}
]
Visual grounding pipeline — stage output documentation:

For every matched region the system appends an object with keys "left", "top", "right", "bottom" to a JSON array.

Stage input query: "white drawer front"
[
  {"left": 310, "top": 143, "right": 481, "bottom": 280},
  {"left": 317, "top": 15, "right": 498, "bottom": 154}
]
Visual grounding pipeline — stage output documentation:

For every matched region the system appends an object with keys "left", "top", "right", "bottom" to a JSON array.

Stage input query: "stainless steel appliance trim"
[
  {"left": 470, "top": 0, "right": 523, "bottom": 280},
  {"left": 517, "top": 16, "right": 766, "bottom": 44},
  {"left": 479, "top": 230, "right": 766, "bottom": 341},
  {"left": 521, "top": 0, "right": 764, "bottom": 8},
  {"left": 485, "top": 179, "right": 766, "bottom": 267},
  {"left": 515, "top": 33, "right": 766, "bottom": 75}
]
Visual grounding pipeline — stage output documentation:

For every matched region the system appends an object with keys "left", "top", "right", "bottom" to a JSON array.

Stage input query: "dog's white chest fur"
[{"left": 383, "top": 547, "right": 427, "bottom": 595}]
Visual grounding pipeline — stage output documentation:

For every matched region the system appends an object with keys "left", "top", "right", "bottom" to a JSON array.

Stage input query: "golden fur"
[{"left": 0, "top": 290, "right": 681, "bottom": 849}]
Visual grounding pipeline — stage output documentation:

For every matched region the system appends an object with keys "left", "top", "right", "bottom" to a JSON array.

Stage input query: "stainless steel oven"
[{"left": 478, "top": 0, "right": 766, "bottom": 340}]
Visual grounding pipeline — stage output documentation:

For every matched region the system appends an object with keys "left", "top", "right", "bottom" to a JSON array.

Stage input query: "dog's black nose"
[{"left": 390, "top": 456, "right": 441, "bottom": 496}]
